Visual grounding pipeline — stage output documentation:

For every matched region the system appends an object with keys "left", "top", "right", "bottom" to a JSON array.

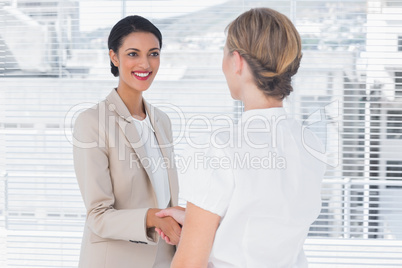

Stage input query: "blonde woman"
[{"left": 156, "top": 8, "right": 326, "bottom": 268}]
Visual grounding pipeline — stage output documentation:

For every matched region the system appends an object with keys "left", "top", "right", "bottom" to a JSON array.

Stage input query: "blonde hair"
[{"left": 226, "top": 8, "right": 302, "bottom": 99}]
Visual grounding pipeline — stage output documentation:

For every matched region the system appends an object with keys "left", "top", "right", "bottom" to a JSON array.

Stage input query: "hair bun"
[
  {"left": 226, "top": 8, "right": 302, "bottom": 100},
  {"left": 264, "top": 70, "right": 293, "bottom": 99}
]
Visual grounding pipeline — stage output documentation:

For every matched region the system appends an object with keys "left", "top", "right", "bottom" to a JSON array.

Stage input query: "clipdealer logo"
[{"left": 64, "top": 101, "right": 339, "bottom": 167}]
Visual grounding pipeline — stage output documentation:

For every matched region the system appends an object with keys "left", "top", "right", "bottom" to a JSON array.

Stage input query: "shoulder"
[
  {"left": 74, "top": 102, "right": 104, "bottom": 128},
  {"left": 76, "top": 103, "right": 99, "bottom": 121},
  {"left": 287, "top": 118, "right": 325, "bottom": 153},
  {"left": 286, "top": 118, "right": 327, "bottom": 172},
  {"left": 73, "top": 100, "right": 112, "bottom": 136}
]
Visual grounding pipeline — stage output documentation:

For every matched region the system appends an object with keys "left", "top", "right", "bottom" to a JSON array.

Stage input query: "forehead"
[{"left": 120, "top": 32, "right": 160, "bottom": 49}]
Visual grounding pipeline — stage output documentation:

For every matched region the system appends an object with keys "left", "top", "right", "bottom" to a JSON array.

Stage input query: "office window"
[
  {"left": 396, "top": 72, "right": 402, "bottom": 98},
  {"left": 1, "top": 0, "right": 402, "bottom": 267},
  {"left": 398, "top": 36, "right": 402, "bottom": 51},
  {"left": 386, "top": 161, "right": 402, "bottom": 180},
  {"left": 386, "top": 1, "right": 402, "bottom": 7},
  {"left": 387, "top": 110, "right": 402, "bottom": 139}
]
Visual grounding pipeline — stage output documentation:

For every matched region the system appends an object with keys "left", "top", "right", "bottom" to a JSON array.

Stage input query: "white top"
[
  {"left": 130, "top": 113, "right": 170, "bottom": 209},
  {"left": 180, "top": 107, "right": 326, "bottom": 268}
]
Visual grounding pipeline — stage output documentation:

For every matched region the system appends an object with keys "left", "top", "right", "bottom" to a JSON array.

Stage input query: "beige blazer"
[{"left": 73, "top": 89, "right": 179, "bottom": 268}]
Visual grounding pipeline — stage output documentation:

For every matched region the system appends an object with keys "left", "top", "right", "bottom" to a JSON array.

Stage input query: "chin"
[
  {"left": 227, "top": 84, "right": 240, "bottom": 100},
  {"left": 229, "top": 91, "right": 240, "bottom": 100},
  {"left": 133, "top": 83, "right": 152, "bottom": 92}
]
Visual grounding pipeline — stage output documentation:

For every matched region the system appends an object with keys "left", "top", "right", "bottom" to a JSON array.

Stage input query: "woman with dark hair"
[
  {"left": 156, "top": 8, "right": 326, "bottom": 267},
  {"left": 73, "top": 15, "right": 180, "bottom": 268}
]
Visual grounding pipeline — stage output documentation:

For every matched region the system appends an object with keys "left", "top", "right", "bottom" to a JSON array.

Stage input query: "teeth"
[{"left": 134, "top": 72, "right": 150, "bottom": 77}]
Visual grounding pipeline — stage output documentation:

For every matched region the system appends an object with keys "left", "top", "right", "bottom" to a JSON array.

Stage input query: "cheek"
[
  {"left": 222, "top": 53, "right": 232, "bottom": 77},
  {"left": 150, "top": 58, "right": 160, "bottom": 71},
  {"left": 121, "top": 58, "right": 135, "bottom": 68},
  {"left": 222, "top": 55, "right": 227, "bottom": 71},
  {"left": 221, "top": 57, "right": 225, "bottom": 72},
  {"left": 222, "top": 59, "right": 233, "bottom": 81}
]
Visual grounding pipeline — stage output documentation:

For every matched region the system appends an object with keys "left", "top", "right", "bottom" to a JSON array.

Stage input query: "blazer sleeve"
[{"left": 73, "top": 108, "right": 157, "bottom": 245}]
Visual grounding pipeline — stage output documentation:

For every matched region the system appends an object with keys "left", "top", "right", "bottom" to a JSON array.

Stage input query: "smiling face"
[{"left": 109, "top": 31, "right": 160, "bottom": 93}]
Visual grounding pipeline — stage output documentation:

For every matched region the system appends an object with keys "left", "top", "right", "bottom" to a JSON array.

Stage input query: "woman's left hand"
[{"left": 156, "top": 206, "right": 185, "bottom": 225}]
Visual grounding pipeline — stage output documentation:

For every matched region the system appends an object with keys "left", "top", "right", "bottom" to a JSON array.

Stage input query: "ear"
[
  {"left": 232, "top": 51, "right": 244, "bottom": 75},
  {"left": 109, "top": 49, "right": 119, "bottom": 67}
]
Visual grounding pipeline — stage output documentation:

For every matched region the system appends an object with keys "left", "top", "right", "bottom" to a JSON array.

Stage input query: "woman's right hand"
[
  {"left": 154, "top": 206, "right": 185, "bottom": 244},
  {"left": 146, "top": 208, "right": 182, "bottom": 245}
]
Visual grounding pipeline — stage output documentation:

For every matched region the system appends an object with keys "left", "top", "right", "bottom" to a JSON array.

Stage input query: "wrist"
[{"left": 146, "top": 208, "right": 161, "bottom": 228}]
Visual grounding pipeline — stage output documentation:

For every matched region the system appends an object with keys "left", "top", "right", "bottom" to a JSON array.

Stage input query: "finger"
[
  {"left": 156, "top": 209, "right": 174, "bottom": 218},
  {"left": 167, "top": 229, "right": 180, "bottom": 245},
  {"left": 162, "top": 232, "right": 168, "bottom": 239},
  {"left": 170, "top": 235, "right": 179, "bottom": 245},
  {"left": 155, "top": 210, "right": 167, "bottom": 218},
  {"left": 170, "top": 210, "right": 185, "bottom": 225},
  {"left": 165, "top": 236, "right": 172, "bottom": 245},
  {"left": 158, "top": 217, "right": 181, "bottom": 244},
  {"left": 163, "top": 236, "right": 168, "bottom": 243},
  {"left": 173, "top": 223, "right": 182, "bottom": 236},
  {"left": 174, "top": 206, "right": 185, "bottom": 211},
  {"left": 155, "top": 228, "right": 161, "bottom": 236},
  {"left": 170, "top": 221, "right": 182, "bottom": 241},
  {"left": 159, "top": 230, "right": 165, "bottom": 237},
  {"left": 161, "top": 231, "right": 175, "bottom": 245}
]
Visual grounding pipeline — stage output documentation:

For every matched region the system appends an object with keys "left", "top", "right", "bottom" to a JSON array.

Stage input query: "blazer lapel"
[{"left": 105, "top": 90, "right": 158, "bottom": 203}]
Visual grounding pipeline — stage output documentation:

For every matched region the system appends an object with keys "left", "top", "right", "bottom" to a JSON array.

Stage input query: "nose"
[{"left": 138, "top": 56, "right": 150, "bottom": 69}]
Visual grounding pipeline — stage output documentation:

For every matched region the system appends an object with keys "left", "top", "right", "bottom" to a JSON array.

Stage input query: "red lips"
[{"left": 132, "top": 71, "right": 152, "bottom": 80}]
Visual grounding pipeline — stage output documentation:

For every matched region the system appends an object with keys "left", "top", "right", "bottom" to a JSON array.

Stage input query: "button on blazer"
[{"left": 73, "top": 89, "right": 179, "bottom": 268}]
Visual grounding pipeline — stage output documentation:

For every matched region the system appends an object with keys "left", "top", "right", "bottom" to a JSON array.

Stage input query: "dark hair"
[
  {"left": 226, "top": 8, "right": 302, "bottom": 100},
  {"left": 108, "top": 15, "right": 162, "bottom": 77}
]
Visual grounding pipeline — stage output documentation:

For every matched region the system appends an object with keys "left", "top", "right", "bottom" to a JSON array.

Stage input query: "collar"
[
  {"left": 105, "top": 88, "right": 132, "bottom": 122},
  {"left": 130, "top": 112, "right": 155, "bottom": 133},
  {"left": 105, "top": 88, "right": 156, "bottom": 128}
]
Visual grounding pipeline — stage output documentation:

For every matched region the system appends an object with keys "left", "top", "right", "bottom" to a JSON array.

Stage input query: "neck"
[
  {"left": 116, "top": 85, "right": 145, "bottom": 119},
  {"left": 241, "top": 83, "right": 283, "bottom": 111}
]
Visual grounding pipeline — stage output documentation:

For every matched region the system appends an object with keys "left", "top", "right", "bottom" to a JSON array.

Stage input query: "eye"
[
  {"left": 150, "top": 51, "right": 160, "bottom": 57},
  {"left": 128, "top": 52, "right": 138, "bottom": 57}
]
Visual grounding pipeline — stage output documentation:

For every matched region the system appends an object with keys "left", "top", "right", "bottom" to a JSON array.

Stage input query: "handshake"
[{"left": 149, "top": 206, "right": 186, "bottom": 245}]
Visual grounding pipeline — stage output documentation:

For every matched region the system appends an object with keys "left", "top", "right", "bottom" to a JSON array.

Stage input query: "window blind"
[{"left": 1, "top": 0, "right": 402, "bottom": 267}]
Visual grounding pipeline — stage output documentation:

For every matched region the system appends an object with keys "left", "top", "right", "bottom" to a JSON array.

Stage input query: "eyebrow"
[{"left": 125, "top": 48, "right": 160, "bottom": 52}]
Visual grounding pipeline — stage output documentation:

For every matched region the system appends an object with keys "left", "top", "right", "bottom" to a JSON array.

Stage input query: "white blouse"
[
  {"left": 179, "top": 107, "right": 326, "bottom": 268},
  {"left": 131, "top": 113, "right": 170, "bottom": 209}
]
